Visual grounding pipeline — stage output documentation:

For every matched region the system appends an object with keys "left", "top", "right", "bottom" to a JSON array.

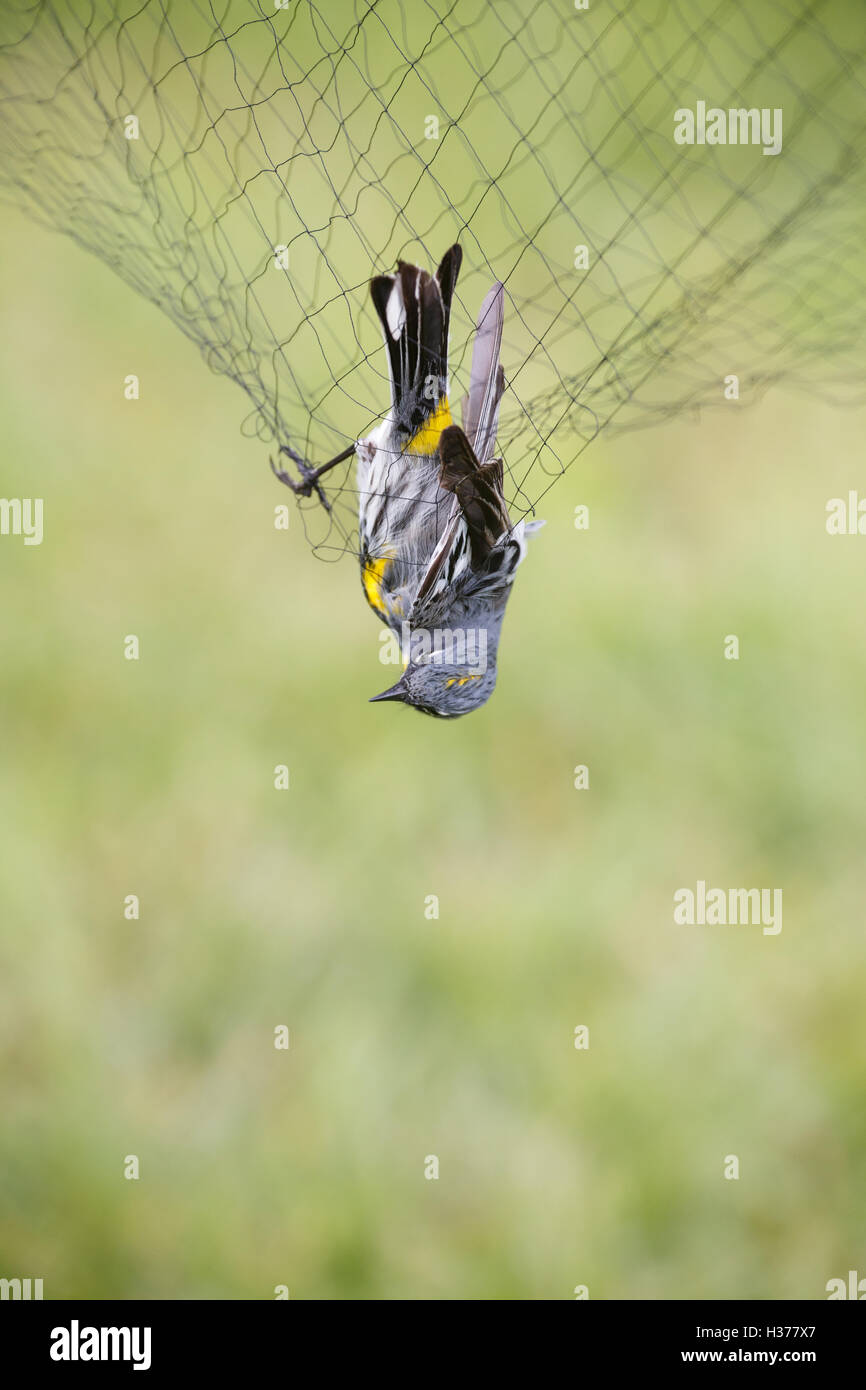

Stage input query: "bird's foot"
[{"left": 270, "top": 445, "right": 333, "bottom": 512}]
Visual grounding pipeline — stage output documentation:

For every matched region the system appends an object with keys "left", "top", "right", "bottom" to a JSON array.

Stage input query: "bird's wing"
[
  {"left": 438, "top": 423, "right": 511, "bottom": 568},
  {"left": 461, "top": 281, "right": 505, "bottom": 464}
]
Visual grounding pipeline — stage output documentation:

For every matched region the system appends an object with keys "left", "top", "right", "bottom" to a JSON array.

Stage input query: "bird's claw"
[{"left": 270, "top": 446, "right": 332, "bottom": 512}]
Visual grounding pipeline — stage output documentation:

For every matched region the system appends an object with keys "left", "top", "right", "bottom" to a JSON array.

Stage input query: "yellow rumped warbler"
[{"left": 272, "top": 243, "right": 543, "bottom": 718}]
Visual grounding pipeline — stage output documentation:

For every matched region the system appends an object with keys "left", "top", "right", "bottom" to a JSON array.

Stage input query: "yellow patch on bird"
[
  {"left": 362, "top": 552, "right": 393, "bottom": 617},
  {"left": 405, "top": 395, "right": 452, "bottom": 456},
  {"left": 446, "top": 674, "right": 481, "bottom": 688}
]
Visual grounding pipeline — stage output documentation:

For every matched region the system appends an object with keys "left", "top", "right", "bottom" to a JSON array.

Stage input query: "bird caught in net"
[{"left": 0, "top": 0, "right": 864, "bottom": 572}]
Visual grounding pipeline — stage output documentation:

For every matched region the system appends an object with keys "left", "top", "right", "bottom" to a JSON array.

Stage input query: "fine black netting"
[{"left": 1, "top": 0, "right": 864, "bottom": 557}]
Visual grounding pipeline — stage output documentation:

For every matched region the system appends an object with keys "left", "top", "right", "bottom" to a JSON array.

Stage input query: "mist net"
[{"left": 1, "top": 0, "right": 864, "bottom": 556}]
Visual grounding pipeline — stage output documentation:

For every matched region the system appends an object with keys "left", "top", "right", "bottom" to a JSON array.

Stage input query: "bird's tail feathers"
[{"left": 370, "top": 243, "right": 463, "bottom": 428}]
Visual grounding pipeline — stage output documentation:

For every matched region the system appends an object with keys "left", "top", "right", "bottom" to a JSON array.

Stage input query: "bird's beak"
[{"left": 369, "top": 677, "right": 408, "bottom": 704}]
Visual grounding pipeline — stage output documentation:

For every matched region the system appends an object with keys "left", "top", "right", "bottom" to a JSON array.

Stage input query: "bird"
[{"left": 272, "top": 243, "right": 543, "bottom": 717}]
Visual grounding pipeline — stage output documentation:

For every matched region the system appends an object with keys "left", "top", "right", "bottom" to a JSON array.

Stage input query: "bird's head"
[{"left": 369, "top": 659, "right": 497, "bottom": 718}]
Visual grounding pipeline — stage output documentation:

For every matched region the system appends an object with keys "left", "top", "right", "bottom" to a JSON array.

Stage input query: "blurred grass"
[{"left": 0, "top": 209, "right": 865, "bottom": 1300}]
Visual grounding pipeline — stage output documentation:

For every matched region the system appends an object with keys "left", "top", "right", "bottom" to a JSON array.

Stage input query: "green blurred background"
[{"left": 1, "top": 199, "right": 865, "bottom": 1298}]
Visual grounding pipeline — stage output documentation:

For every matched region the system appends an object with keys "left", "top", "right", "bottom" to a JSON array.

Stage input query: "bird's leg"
[{"left": 270, "top": 442, "right": 356, "bottom": 512}]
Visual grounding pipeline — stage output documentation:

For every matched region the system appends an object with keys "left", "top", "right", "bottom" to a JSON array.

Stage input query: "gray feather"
[{"left": 462, "top": 281, "right": 505, "bottom": 463}]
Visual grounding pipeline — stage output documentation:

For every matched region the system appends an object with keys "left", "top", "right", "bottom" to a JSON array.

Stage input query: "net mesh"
[{"left": 1, "top": 0, "right": 864, "bottom": 557}]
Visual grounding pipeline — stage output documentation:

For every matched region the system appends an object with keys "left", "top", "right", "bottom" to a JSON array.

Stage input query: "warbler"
[{"left": 273, "top": 243, "right": 542, "bottom": 718}]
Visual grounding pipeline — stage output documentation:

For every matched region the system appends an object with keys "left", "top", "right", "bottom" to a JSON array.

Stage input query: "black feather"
[
  {"left": 439, "top": 423, "right": 511, "bottom": 567},
  {"left": 435, "top": 243, "right": 462, "bottom": 330},
  {"left": 370, "top": 273, "right": 402, "bottom": 404},
  {"left": 369, "top": 244, "right": 463, "bottom": 424}
]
